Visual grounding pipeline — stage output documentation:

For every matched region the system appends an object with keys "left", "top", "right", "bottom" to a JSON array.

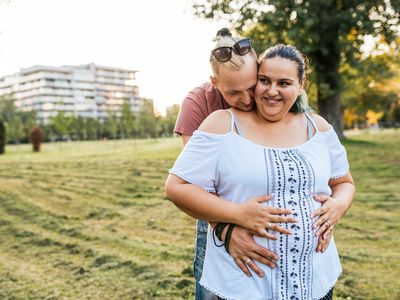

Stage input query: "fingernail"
[{"left": 259, "top": 272, "right": 264, "bottom": 277}]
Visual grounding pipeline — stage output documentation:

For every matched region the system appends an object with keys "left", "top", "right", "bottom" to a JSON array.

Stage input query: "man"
[{"left": 174, "top": 28, "right": 281, "bottom": 300}]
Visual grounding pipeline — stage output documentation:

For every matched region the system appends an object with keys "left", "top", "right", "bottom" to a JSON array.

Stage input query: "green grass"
[{"left": 0, "top": 129, "right": 399, "bottom": 299}]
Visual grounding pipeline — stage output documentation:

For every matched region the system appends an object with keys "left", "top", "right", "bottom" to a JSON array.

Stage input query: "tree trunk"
[
  {"left": 313, "top": 7, "right": 344, "bottom": 138},
  {"left": 315, "top": 56, "right": 344, "bottom": 138},
  {"left": 317, "top": 87, "right": 344, "bottom": 139}
]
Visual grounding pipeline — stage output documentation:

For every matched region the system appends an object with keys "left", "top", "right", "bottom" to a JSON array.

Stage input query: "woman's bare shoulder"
[
  {"left": 309, "top": 113, "right": 332, "bottom": 132},
  {"left": 198, "top": 109, "right": 231, "bottom": 134}
]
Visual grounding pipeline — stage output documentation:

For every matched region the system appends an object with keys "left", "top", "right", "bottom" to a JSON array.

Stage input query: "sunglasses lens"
[
  {"left": 213, "top": 47, "right": 232, "bottom": 62},
  {"left": 234, "top": 39, "right": 251, "bottom": 55}
]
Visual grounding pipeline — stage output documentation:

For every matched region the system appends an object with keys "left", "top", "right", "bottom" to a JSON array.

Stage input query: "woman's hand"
[
  {"left": 311, "top": 194, "right": 346, "bottom": 243},
  {"left": 235, "top": 194, "right": 297, "bottom": 239}
]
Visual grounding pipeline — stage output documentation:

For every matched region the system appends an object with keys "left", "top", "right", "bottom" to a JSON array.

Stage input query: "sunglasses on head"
[{"left": 211, "top": 38, "right": 252, "bottom": 62}]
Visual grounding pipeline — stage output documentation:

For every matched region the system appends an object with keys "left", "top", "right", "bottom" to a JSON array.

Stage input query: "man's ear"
[{"left": 210, "top": 75, "right": 218, "bottom": 87}]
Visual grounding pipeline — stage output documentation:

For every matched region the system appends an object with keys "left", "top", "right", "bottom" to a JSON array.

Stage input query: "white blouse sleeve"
[
  {"left": 325, "top": 129, "right": 350, "bottom": 179},
  {"left": 169, "top": 131, "right": 225, "bottom": 193}
]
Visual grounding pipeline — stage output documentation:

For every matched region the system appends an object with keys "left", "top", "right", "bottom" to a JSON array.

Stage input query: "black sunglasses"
[{"left": 211, "top": 38, "right": 252, "bottom": 62}]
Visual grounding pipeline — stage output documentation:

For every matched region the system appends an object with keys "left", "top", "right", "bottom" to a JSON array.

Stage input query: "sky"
[{"left": 0, "top": 0, "right": 229, "bottom": 114}]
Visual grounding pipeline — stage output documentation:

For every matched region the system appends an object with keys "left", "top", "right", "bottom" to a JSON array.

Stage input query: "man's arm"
[{"left": 181, "top": 134, "right": 191, "bottom": 146}]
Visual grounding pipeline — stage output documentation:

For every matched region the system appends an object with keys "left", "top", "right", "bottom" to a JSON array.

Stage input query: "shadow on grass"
[{"left": 341, "top": 138, "right": 378, "bottom": 147}]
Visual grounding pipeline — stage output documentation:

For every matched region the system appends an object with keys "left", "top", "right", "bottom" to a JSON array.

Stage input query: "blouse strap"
[
  {"left": 226, "top": 109, "right": 244, "bottom": 136},
  {"left": 225, "top": 109, "right": 235, "bottom": 133},
  {"left": 305, "top": 112, "right": 318, "bottom": 137}
]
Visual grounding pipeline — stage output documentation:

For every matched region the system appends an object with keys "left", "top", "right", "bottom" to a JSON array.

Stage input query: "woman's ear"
[{"left": 301, "top": 76, "right": 307, "bottom": 90}]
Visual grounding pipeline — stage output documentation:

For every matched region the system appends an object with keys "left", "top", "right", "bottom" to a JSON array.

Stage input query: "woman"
[{"left": 166, "top": 44, "right": 355, "bottom": 300}]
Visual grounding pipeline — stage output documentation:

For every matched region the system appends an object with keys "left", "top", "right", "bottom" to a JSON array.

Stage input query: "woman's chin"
[{"left": 257, "top": 108, "right": 284, "bottom": 121}]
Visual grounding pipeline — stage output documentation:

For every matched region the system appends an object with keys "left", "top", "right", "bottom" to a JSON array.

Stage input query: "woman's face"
[{"left": 255, "top": 57, "right": 303, "bottom": 121}]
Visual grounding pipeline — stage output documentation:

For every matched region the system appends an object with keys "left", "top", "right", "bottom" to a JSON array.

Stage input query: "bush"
[
  {"left": 0, "top": 119, "right": 5, "bottom": 154},
  {"left": 29, "top": 126, "right": 44, "bottom": 152}
]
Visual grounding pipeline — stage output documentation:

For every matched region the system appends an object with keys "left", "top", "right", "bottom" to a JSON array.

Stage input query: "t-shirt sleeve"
[
  {"left": 325, "top": 129, "right": 350, "bottom": 179},
  {"left": 174, "top": 92, "right": 207, "bottom": 136},
  {"left": 169, "top": 131, "right": 224, "bottom": 193}
]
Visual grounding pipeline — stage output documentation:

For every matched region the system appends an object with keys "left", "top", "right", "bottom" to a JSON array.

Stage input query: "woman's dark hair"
[
  {"left": 259, "top": 44, "right": 311, "bottom": 113},
  {"left": 259, "top": 44, "right": 307, "bottom": 84}
]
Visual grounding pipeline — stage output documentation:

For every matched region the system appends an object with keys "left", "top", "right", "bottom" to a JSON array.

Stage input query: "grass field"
[{"left": 0, "top": 129, "right": 399, "bottom": 300}]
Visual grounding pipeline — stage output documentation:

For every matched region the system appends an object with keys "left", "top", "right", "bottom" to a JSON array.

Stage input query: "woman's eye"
[
  {"left": 258, "top": 78, "right": 270, "bottom": 85},
  {"left": 279, "top": 81, "right": 290, "bottom": 86}
]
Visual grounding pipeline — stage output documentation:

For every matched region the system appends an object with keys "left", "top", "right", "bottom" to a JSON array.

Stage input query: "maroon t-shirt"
[{"left": 174, "top": 82, "right": 230, "bottom": 136}]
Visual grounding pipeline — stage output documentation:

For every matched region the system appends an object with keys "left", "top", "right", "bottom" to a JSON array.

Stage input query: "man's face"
[{"left": 212, "top": 57, "right": 258, "bottom": 111}]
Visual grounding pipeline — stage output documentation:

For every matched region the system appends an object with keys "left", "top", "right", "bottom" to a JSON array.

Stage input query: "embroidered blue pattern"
[{"left": 266, "top": 149, "right": 318, "bottom": 300}]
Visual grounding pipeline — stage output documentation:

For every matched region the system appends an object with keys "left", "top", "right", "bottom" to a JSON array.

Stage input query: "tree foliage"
[
  {"left": 340, "top": 45, "right": 400, "bottom": 126},
  {"left": 193, "top": 0, "right": 400, "bottom": 137},
  {"left": 0, "top": 95, "right": 181, "bottom": 144},
  {"left": 0, "top": 97, "right": 37, "bottom": 143}
]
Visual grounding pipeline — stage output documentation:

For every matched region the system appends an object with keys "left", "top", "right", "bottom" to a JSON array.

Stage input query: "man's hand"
[
  {"left": 315, "top": 225, "right": 334, "bottom": 253},
  {"left": 227, "top": 226, "right": 278, "bottom": 277}
]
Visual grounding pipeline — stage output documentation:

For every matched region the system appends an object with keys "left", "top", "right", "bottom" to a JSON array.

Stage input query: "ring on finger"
[
  {"left": 245, "top": 258, "right": 251, "bottom": 265},
  {"left": 325, "top": 221, "right": 331, "bottom": 228},
  {"left": 267, "top": 222, "right": 273, "bottom": 230}
]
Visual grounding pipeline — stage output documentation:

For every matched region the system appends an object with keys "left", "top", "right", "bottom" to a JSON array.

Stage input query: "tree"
[
  {"left": 48, "top": 111, "right": 69, "bottom": 140},
  {"left": 0, "top": 119, "right": 5, "bottom": 154},
  {"left": 0, "top": 96, "right": 37, "bottom": 143},
  {"left": 193, "top": 0, "right": 400, "bottom": 137},
  {"left": 340, "top": 47, "right": 399, "bottom": 125},
  {"left": 104, "top": 113, "right": 118, "bottom": 139},
  {"left": 120, "top": 101, "right": 136, "bottom": 138},
  {"left": 160, "top": 104, "right": 180, "bottom": 136},
  {"left": 136, "top": 98, "right": 158, "bottom": 138}
]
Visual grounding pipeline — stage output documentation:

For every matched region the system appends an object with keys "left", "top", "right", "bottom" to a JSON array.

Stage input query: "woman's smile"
[{"left": 262, "top": 97, "right": 284, "bottom": 105}]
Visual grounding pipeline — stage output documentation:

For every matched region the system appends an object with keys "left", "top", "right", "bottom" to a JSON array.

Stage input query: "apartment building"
[{"left": 0, "top": 63, "right": 145, "bottom": 123}]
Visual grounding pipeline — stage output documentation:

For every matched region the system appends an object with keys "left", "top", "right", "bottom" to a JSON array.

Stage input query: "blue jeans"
[{"left": 194, "top": 220, "right": 218, "bottom": 300}]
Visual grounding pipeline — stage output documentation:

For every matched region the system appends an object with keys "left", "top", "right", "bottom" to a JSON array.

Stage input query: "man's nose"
[{"left": 241, "top": 92, "right": 252, "bottom": 105}]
